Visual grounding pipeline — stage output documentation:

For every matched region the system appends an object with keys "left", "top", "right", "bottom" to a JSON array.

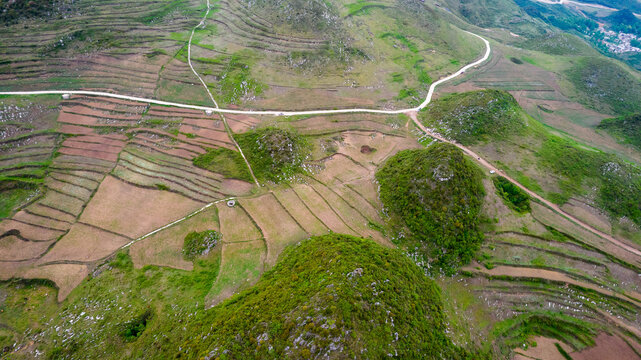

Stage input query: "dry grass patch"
[
  {"left": 314, "top": 154, "right": 370, "bottom": 185},
  {"left": 308, "top": 179, "right": 385, "bottom": 243},
  {"left": 23, "top": 263, "right": 89, "bottom": 301},
  {"left": 514, "top": 336, "right": 573, "bottom": 360},
  {"left": 39, "top": 223, "right": 129, "bottom": 263},
  {"left": 130, "top": 207, "right": 219, "bottom": 271},
  {"left": 481, "top": 178, "right": 546, "bottom": 235},
  {"left": 216, "top": 202, "right": 262, "bottom": 243},
  {"left": 338, "top": 131, "right": 419, "bottom": 168},
  {"left": 0, "top": 236, "right": 54, "bottom": 261},
  {"left": 292, "top": 184, "right": 357, "bottom": 236},
  {"left": 561, "top": 198, "right": 612, "bottom": 235},
  {"left": 272, "top": 187, "right": 329, "bottom": 236},
  {"left": 0, "top": 219, "right": 65, "bottom": 241},
  {"left": 241, "top": 194, "right": 307, "bottom": 267},
  {"left": 571, "top": 333, "right": 640, "bottom": 360},
  {"left": 12, "top": 211, "right": 71, "bottom": 232},
  {"left": 531, "top": 202, "right": 641, "bottom": 268},
  {"left": 79, "top": 176, "right": 204, "bottom": 238},
  {"left": 39, "top": 190, "right": 87, "bottom": 217},
  {"left": 205, "top": 239, "right": 265, "bottom": 308}
]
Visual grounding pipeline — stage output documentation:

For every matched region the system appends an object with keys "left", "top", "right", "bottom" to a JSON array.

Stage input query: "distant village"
[{"left": 599, "top": 26, "right": 641, "bottom": 54}]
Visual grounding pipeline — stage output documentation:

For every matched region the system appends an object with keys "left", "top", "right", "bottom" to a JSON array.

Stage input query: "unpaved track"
[{"left": 187, "top": 0, "right": 260, "bottom": 187}]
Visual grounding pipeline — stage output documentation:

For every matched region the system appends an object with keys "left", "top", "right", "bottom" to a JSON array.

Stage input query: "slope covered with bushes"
[
  {"left": 236, "top": 127, "right": 309, "bottom": 183},
  {"left": 150, "top": 234, "right": 478, "bottom": 359},
  {"left": 419, "top": 90, "right": 525, "bottom": 145},
  {"left": 376, "top": 143, "right": 485, "bottom": 273}
]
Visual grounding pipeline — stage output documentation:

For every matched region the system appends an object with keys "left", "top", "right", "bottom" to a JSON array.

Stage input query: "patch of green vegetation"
[
  {"left": 182, "top": 230, "right": 221, "bottom": 260},
  {"left": 209, "top": 52, "right": 266, "bottom": 104},
  {"left": 149, "top": 234, "right": 482, "bottom": 359},
  {"left": 420, "top": 90, "right": 525, "bottom": 145},
  {"left": 244, "top": 0, "right": 340, "bottom": 34},
  {"left": 236, "top": 127, "right": 309, "bottom": 183},
  {"left": 154, "top": 183, "right": 169, "bottom": 191},
  {"left": 0, "top": 249, "right": 222, "bottom": 359},
  {"left": 137, "top": 0, "right": 186, "bottom": 25},
  {"left": 536, "top": 133, "right": 641, "bottom": 226},
  {"left": 493, "top": 176, "right": 531, "bottom": 213},
  {"left": 555, "top": 342, "right": 573, "bottom": 360},
  {"left": 0, "top": 181, "right": 39, "bottom": 218},
  {"left": 381, "top": 32, "right": 419, "bottom": 53},
  {"left": 565, "top": 57, "right": 641, "bottom": 114},
  {"left": 493, "top": 311, "right": 599, "bottom": 351},
  {"left": 345, "top": 1, "right": 387, "bottom": 16},
  {"left": 509, "top": 57, "right": 523, "bottom": 64},
  {"left": 285, "top": 45, "right": 367, "bottom": 74},
  {"left": 193, "top": 147, "right": 252, "bottom": 182},
  {"left": 453, "top": 0, "right": 544, "bottom": 37},
  {"left": 0, "top": 0, "right": 71, "bottom": 25},
  {"left": 121, "top": 308, "right": 153, "bottom": 342},
  {"left": 145, "top": 48, "right": 168, "bottom": 58},
  {"left": 376, "top": 143, "right": 486, "bottom": 274},
  {"left": 597, "top": 113, "right": 641, "bottom": 151},
  {"left": 40, "top": 29, "right": 121, "bottom": 55}
]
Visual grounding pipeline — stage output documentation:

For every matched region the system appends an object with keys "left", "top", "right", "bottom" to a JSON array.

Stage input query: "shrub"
[
  {"left": 121, "top": 308, "right": 153, "bottom": 342},
  {"left": 182, "top": 230, "right": 221, "bottom": 260},
  {"left": 493, "top": 176, "right": 531, "bottom": 213},
  {"left": 376, "top": 143, "right": 485, "bottom": 273}
]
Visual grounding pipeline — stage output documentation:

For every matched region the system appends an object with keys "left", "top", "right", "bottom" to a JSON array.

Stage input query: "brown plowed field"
[
  {"left": 0, "top": 219, "right": 66, "bottom": 241},
  {"left": 272, "top": 188, "right": 329, "bottom": 236},
  {"left": 241, "top": 194, "right": 307, "bottom": 267},
  {"left": 0, "top": 236, "right": 54, "bottom": 261},
  {"left": 79, "top": 176, "right": 204, "bottom": 238},
  {"left": 130, "top": 208, "right": 219, "bottom": 271},
  {"left": 216, "top": 202, "right": 262, "bottom": 243},
  {"left": 38, "top": 223, "right": 129, "bottom": 263}
]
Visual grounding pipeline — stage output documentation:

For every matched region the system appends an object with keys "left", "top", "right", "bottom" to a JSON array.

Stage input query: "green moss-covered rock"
[{"left": 376, "top": 143, "right": 485, "bottom": 273}]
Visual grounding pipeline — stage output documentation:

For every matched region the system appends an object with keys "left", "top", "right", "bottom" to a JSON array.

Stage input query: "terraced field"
[{"left": 0, "top": 94, "right": 256, "bottom": 301}]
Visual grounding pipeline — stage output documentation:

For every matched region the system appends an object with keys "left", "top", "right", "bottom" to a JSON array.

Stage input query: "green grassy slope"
[
  {"left": 598, "top": 113, "right": 641, "bottom": 151},
  {"left": 424, "top": 90, "right": 641, "bottom": 229}
]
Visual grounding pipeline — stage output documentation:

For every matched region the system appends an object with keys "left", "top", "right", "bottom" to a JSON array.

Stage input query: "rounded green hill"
[
  {"left": 154, "top": 234, "right": 474, "bottom": 359},
  {"left": 376, "top": 143, "right": 485, "bottom": 273}
]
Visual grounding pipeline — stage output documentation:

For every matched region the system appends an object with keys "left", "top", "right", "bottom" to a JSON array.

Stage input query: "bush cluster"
[
  {"left": 182, "top": 230, "right": 221, "bottom": 260},
  {"left": 236, "top": 127, "right": 308, "bottom": 183},
  {"left": 493, "top": 176, "right": 531, "bottom": 213}
]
